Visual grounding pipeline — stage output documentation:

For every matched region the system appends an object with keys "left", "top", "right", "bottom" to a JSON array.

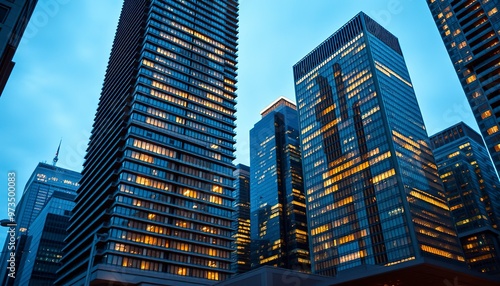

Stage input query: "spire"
[{"left": 53, "top": 139, "right": 61, "bottom": 166}]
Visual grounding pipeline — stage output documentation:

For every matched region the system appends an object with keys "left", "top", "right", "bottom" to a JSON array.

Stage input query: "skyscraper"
[
  {"left": 430, "top": 122, "right": 500, "bottom": 275},
  {"left": 231, "top": 164, "right": 251, "bottom": 274},
  {"left": 14, "top": 162, "right": 80, "bottom": 234},
  {"left": 249, "top": 97, "right": 310, "bottom": 272},
  {"left": 427, "top": 0, "right": 500, "bottom": 176},
  {"left": 0, "top": 162, "right": 80, "bottom": 286},
  {"left": 293, "top": 12, "right": 465, "bottom": 277},
  {"left": 16, "top": 191, "right": 76, "bottom": 286},
  {"left": 56, "top": 0, "right": 238, "bottom": 285},
  {"left": 0, "top": 0, "right": 38, "bottom": 96}
]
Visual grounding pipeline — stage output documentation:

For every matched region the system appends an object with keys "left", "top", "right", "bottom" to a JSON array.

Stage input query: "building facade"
[
  {"left": 231, "top": 164, "right": 251, "bottom": 274},
  {"left": 293, "top": 12, "right": 465, "bottom": 276},
  {"left": 430, "top": 122, "right": 500, "bottom": 275},
  {"left": 0, "top": 162, "right": 80, "bottom": 286},
  {"left": 16, "top": 191, "right": 76, "bottom": 286},
  {"left": 0, "top": 0, "right": 38, "bottom": 96},
  {"left": 56, "top": 0, "right": 239, "bottom": 285},
  {"left": 249, "top": 97, "right": 310, "bottom": 273},
  {"left": 14, "top": 163, "right": 80, "bottom": 233},
  {"left": 427, "top": 0, "right": 500, "bottom": 176}
]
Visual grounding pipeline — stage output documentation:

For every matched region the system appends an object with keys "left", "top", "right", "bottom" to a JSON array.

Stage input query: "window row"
[
  {"left": 118, "top": 184, "right": 233, "bottom": 218},
  {"left": 111, "top": 207, "right": 231, "bottom": 237},
  {"left": 110, "top": 242, "right": 164, "bottom": 259},
  {"left": 106, "top": 254, "right": 161, "bottom": 271},
  {"left": 125, "top": 149, "right": 233, "bottom": 187},
  {"left": 110, "top": 228, "right": 169, "bottom": 248}
]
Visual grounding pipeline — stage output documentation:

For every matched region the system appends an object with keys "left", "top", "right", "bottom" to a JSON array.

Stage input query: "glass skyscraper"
[
  {"left": 56, "top": 0, "right": 238, "bottom": 285},
  {"left": 231, "top": 163, "right": 251, "bottom": 274},
  {"left": 249, "top": 97, "right": 310, "bottom": 272},
  {"left": 293, "top": 12, "right": 465, "bottom": 276},
  {"left": 430, "top": 122, "right": 500, "bottom": 275},
  {"left": 14, "top": 162, "right": 80, "bottom": 233},
  {"left": 17, "top": 191, "right": 76, "bottom": 286},
  {"left": 0, "top": 162, "right": 80, "bottom": 286},
  {"left": 427, "top": 0, "right": 500, "bottom": 176}
]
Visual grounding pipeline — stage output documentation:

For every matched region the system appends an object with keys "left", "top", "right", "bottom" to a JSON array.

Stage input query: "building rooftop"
[
  {"left": 429, "top": 121, "right": 484, "bottom": 149},
  {"left": 260, "top": 96, "right": 297, "bottom": 117}
]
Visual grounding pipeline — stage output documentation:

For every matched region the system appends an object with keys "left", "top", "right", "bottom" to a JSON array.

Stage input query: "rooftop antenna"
[{"left": 53, "top": 139, "right": 61, "bottom": 166}]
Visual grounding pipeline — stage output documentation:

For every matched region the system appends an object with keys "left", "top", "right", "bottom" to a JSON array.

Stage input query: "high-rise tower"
[
  {"left": 231, "top": 164, "right": 251, "bottom": 274},
  {"left": 0, "top": 162, "right": 80, "bottom": 286},
  {"left": 293, "top": 12, "right": 465, "bottom": 277},
  {"left": 430, "top": 122, "right": 500, "bottom": 275},
  {"left": 56, "top": 1, "right": 238, "bottom": 285},
  {"left": 249, "top": 97, "right": 311, "bottom": 272},
  {"left": 427, "top": 0, "right": 500, "bottom": 176},
  {"left": 17, "top": 191, "right": 76, "bottom": 286}
]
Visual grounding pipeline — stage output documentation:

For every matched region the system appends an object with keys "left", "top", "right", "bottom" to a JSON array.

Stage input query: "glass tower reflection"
[
  {"left": 249, "top": 97, "right": 311, "bottom": 272},
  {"left": 293, "top": 12, "right": 465, "bottom": 276}
]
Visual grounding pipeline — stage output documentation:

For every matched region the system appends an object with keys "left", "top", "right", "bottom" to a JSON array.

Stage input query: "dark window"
[{"left": 0, "top": 5, "right": 8, "bottom": 23}]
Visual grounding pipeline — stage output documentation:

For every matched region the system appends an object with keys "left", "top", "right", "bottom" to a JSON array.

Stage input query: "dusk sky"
[{"left": 0, "top": 0, "right": 477, "bottom": 243}]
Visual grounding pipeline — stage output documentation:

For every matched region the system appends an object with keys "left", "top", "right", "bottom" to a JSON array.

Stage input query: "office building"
[
  {"left": 0, "top": 162, "right": 80, "bottom": 286},
  {"left": 213, "top": 264, "right": 499, "bottom": 286},
  {"left": 15, "top": 161, "right": 79, "bottom": 234},
  {"left": 215, "top": 266, "right": 331, "bottom": 286},
  {"left": 249, "top": 97, "right": 310, "bottom": 272},
  {"left": 0, "top": 0, "right": 38, "bottom": 96},
  {"left": 430, "top": 122, "right": 500, "bottom": 275},
  {"left": 56, "top": 0, "right": 238, "bottom": 285},
  {"left": 231, "top": 164, "right": 251, "bottom": 274},
  {"left": 427, "top": 0, "right": 500, "bottom": 175},
  {"left": 293, "top": 12, "right": 465, "bottom": 277},
  {"left": 16, "top": 191, "right": 76, "bottom": 286}
]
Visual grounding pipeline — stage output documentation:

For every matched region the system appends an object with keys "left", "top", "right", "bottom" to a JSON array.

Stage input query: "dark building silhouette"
[
  {"left": 231, "top": 164, "right": 251, "bottom": 274},
  {"left": 293, "top": 12, "right": 465, "bottom": 277},
  {"left": 249, "top": 97, "right": 310, "bottom": 273},
  {"left": 0, "top": 0, "right": 38, "bottom": 96},
  {"left": 430, "top": 122, "right": 500, "bottom": 276},
  {"left": 56, "top": 0, "right": 239, "bottom": 285},
  {"left": 427, "top": 0, "right": 500, "bottom": 176}
]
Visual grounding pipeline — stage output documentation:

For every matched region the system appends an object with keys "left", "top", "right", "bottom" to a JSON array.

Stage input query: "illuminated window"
[
  {"left": 487, "top": 126, "right": 498, "bottom": 135},
  {"left": 207, "top": 271, "right": 219, "bottom": 280},
  {"left": 494, "top": 144, "right": 500, "bottom": 152},
  {"left": 177, "top": 267, "right": 187, "bottom": 276},
  {"left": 466, "top": 75, "right": 476, "bottom": 84},
  {"left": 212, "top": 185, "right": 222, "bottom": 194},
  {"left": 481, "top": 110, "right": 492, "bottom": 119},
  {"left": 488, "top": 7, "right": 498, "bottom": 16}
]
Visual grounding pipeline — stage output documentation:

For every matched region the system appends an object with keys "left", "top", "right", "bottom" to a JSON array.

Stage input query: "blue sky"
[{"left": 0, "top": 0, "right": 476, "bottom": 244}]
